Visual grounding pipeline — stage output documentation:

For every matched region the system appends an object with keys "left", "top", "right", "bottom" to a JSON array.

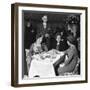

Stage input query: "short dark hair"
[
  {"left": 66, "top": 15, "right": 80, "bottom": 38},
  {"left": 66, "top": 15, "right": 80, "bottom": 25}
]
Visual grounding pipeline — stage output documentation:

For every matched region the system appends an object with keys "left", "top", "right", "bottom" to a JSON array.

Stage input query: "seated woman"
[
  {"left": 52, "top": 32, "right": 69, "bottom": 51},
  {"left": 52, "top": 32, "right": 69, "bottom": 75},
  {"left": 57, "top": 35, "right": 78, "bottom": 75},
  {"left": 26, "top": 34, "right": 48, "bottom": 73}
]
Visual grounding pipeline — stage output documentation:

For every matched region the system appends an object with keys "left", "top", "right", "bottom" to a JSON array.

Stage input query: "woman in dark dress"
[
  {"left": 52, "top": 32, "right": 69, "bottom": 51},
  {"left": 57, "top": 35, "right": 78, "bottom": 75}
]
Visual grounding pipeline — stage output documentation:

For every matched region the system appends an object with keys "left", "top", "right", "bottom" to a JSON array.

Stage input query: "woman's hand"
[{"left": 59, "top": 63, "right": 65, "bottom": 67}]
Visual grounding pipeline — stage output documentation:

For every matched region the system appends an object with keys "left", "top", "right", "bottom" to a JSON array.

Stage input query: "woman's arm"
[
  {"left": 64, "top": 47, "right": 74, "bottom": 66},
  {"left": 42, "top": 43, "right": 48, "bottom": 52}
]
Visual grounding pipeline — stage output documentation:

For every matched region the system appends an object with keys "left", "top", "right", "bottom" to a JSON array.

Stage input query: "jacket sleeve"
[{"left": 64, "top": 46, "right": 74, "bottom": 66}]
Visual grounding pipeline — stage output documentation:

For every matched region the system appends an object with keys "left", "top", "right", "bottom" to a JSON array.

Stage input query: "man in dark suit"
[
  {"left": 42, "top": 33, "right": 52, "bottom": 51},
  {"left": 36, "top": 15, "right": 52, "bottom": 51},
  {"left": 37, "top": 15, "right": 51, "bottom": 37},
  {"left": 24, "top": 21, "right": 36, "bottom": 76}
]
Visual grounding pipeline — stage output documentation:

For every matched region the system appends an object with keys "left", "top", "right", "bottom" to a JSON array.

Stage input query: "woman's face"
[
  {"left": 67, "top": 24, "right": 77, "bottom": 37},
  {"left": 56, "top": 35, "right": 61, "bottom": 42},
  {"left": 36, "top": 36, "right": 43, "bottom": 44}
]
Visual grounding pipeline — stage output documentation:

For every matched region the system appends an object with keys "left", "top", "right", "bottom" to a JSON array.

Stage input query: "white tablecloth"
[{"left": 29, "top": 49, "right": 64, "bottom": 78}]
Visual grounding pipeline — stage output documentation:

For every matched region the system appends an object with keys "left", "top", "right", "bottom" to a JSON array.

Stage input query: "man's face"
[
  {"left": 27, "top": 22, "right": 31, "bottom": 27},
  {"left": 42, "top": 15, "right": 48, "bottom": 22},
  {"left": 45, "top": 33, "right": 49, "bottom": 38},
  {"left": 67, "top": 24, "right": 77, "bottom": 37},
  {"left": 56, "top": 35, "right": 61, "bottom": 42}
]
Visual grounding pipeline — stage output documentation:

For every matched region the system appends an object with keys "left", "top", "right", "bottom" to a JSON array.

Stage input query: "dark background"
[{"left": 23, "top": 10, "right": 80, "bottom": 49}]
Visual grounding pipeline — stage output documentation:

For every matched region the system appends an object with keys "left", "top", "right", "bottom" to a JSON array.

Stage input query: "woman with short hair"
[{"left": 57, "top": 35, "right": 79, "bottom": 75}]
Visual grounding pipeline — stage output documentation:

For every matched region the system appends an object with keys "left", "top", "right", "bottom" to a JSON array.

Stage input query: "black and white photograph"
[
  {"left": 23, "top": 12, "right": 80, "bottom": 78},
  {"left": 11, "top": 3, "right": 87, "bottom": 86}
]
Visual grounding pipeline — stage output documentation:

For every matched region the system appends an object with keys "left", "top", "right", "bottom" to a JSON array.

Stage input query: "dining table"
[{"left": 28, "top": 49, "right": 65, "bottom": 78}]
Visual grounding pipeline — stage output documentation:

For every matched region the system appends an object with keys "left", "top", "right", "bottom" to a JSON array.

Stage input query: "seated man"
[{"left": 42, "top": 32, "right": 52, "bottom": 51}]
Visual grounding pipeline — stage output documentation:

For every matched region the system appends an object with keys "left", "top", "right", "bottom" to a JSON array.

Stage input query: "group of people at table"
[{"left": 25, "top": 15, "right": 80, "bottom": 77}]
